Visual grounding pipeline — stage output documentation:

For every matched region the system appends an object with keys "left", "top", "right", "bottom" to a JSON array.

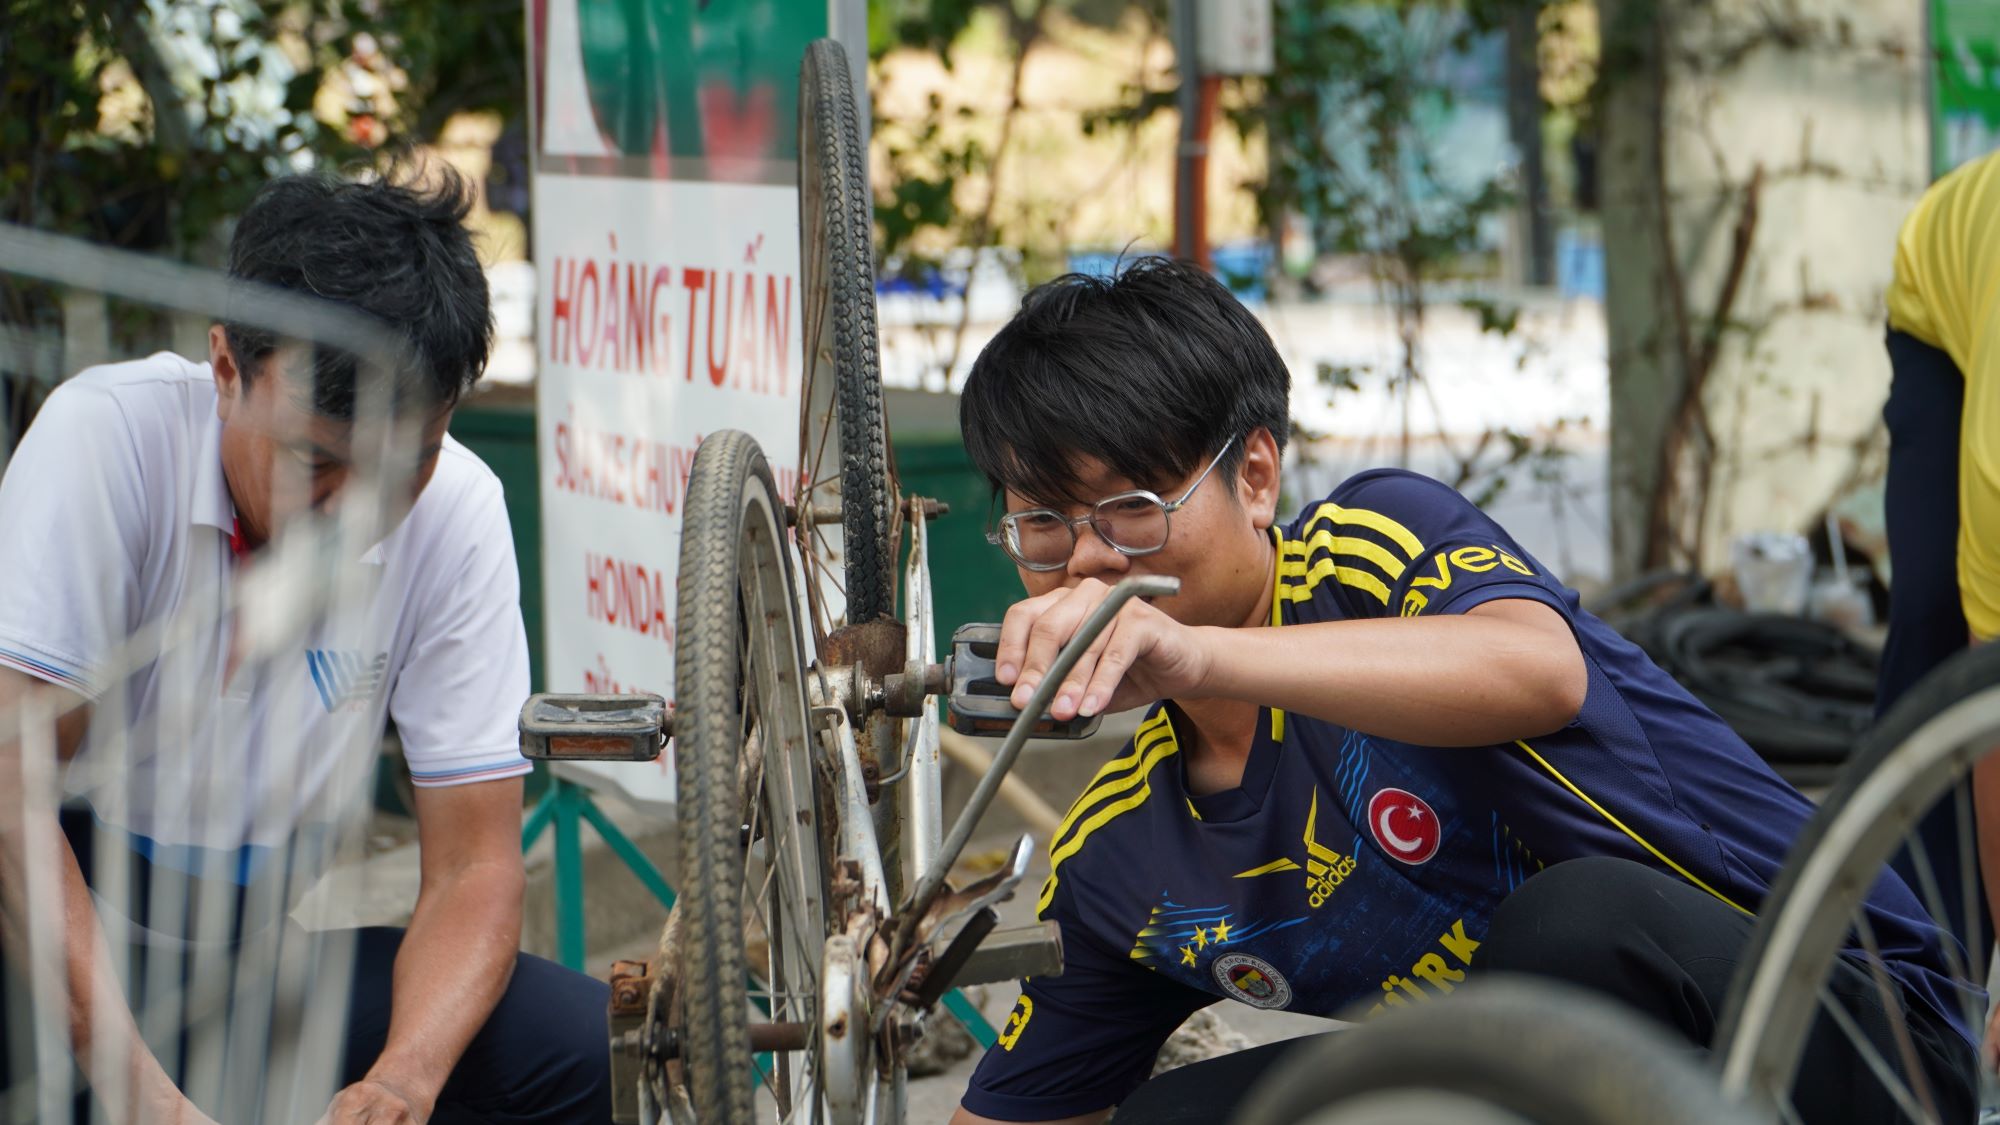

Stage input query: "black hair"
[
  {"left": 222, "top": 166, "right": 492, "bottom": 418},
  {"left": 959, "top": 256, "right": 1290, "bottom": 507}
]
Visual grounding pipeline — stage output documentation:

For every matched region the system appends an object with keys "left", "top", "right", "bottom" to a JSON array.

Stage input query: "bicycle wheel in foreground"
[
  {"left": 662, "top": 429, "right": 833, "bottom": 1123},
  {"left": 1718, "top": 642, "right": 2000, "bottom": 1124},
  {"left": 796, "top": 36, "right": 896, "bottom": 650},
  {"left": 1234, "top": 977, "right": 1761, "bottom": 1125}
]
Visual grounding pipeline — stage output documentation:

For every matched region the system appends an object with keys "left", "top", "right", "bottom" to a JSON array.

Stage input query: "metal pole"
[{"left": 1172, "top": 0, "right": 1201, "bottom": 261}]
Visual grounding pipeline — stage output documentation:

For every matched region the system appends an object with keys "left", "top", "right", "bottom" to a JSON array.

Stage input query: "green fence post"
[
  {"left": 521, "top": 784, "right": 558, "bottom": 851},
  {"left": 553, "top": 778, "right": 588, "bottom": 971},
  {"left": 578, "top": 796, "right": 677, "bottom": 910},
  {"left": 942, "top": 989, "right": 999, "bottom": 1047}
]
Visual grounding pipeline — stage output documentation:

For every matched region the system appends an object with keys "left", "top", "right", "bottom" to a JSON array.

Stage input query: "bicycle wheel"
[
  {"left": 1234, "top": 978, "right": 1759, "bottom": 1125},
  {"left": 796, "top": 36, "right": 896, "bottom": 649},
  {"left": 1717, "top": 641, "right": 2000, "bottom": 1123},
  {"left": 668, "top": 429, "right": 833, "bottom": 1122}
]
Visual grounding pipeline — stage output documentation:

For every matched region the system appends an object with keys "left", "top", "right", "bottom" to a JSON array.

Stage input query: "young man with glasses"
[{"left": 948, "top": 258, "right": 1976, "bottom": 1125}]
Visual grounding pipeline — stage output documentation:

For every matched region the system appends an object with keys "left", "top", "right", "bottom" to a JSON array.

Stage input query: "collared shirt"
[
  {"left": 962, "top": 469, "right": 1972, "bottom": 1121},
  {"left": 0, "top": 353, "right": 530, "bottom": 905}
]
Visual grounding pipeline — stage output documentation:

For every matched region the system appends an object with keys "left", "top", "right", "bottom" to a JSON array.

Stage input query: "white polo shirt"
[{"left": 0, "top": 353, "right": 530, "bottom": 886}]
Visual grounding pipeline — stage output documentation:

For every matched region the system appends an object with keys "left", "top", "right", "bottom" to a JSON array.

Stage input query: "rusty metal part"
[
  {"left": 907, "top": 495, "right": 950, "bottom": 521},
  {"left": 607, "top": 960, "right": 653, "bottom": 1124},
  {"left": 881, "top": 659, "right": 951, "bottom": 718},
  {"left": 822, "top": 619, "right": 908, "bottom": 680},
  {"left": 642, "top": 1022, "right": 811, "bottom": 1062},
  {"left": 873, "top": 835, "right": 1034, "bottom": 1027},
  {"left": 609, "top": 960, "right": 652, "bottom": 1013},
  {"left": 908, "top": 906, "right": 998, "bottom": 1010}
]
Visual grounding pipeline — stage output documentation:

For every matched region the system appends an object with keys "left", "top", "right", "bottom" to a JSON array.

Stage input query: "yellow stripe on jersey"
[
  {"left": 1277, "top": 555, "right": 1393, "bottom": 606},
  {"left": 1298, "top": 529, "right": 1410, "bottom": 581},
  {"left": 1512, "top": 740, "right": 1752, "bottom": 916},
  {"left": 1265, "top": 532, "right": 1289, "bottom": 744},
  {"left": 1049, "top": 711, "right": 1176, "bottom": 853},
  {"left": 1039, "top": 718, "right": 1182, "bottom": 915},
  {"left": 1233, "top": 856, "right": 1302, "bottom": 878},
  {"left": 1298, "top": 502, "right": 1425, "bottom": 561},
  {"left": 1276, "top": 509, "right": 1424, "bottom": 607}
]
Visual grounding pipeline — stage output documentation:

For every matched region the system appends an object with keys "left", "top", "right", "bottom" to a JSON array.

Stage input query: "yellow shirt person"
[{"left": 1887, "top": 149, "right": 2000, "bottom": 639}]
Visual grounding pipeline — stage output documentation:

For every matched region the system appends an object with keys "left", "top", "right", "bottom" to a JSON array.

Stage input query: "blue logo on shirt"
[{"left": 306, "top": 649, "right": 388, "bottom": 713}]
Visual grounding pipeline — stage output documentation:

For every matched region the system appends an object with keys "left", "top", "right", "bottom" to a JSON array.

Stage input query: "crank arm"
[
  {"left": 923, "top": 834, "right": 1033, "bottom": 943},
  {"left": 907, "top": 907, "right": 999, "bottom": 1010},
  {"left": 872, "top": 835, "right": 1034, "bottom": 1029}
]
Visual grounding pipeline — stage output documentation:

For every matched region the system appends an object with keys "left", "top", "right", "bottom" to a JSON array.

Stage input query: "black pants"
[
  {"left": 1, "top": 810, "right": 612, "bottom": 1123},
  {"left": 1879, "top": 329, "right": 1987, "bottom": 965},
  {"left": 1115, "top": 858, "right": 1978, "bottom": 1124}
]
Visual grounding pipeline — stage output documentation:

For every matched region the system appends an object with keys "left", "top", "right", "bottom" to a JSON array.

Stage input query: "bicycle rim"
[
  {"left": 1716, "top": 642, "right": 2000, "bottom": 1123},
  {"left": 670, "top": 429, "right": 832, "bottom": 1122}
]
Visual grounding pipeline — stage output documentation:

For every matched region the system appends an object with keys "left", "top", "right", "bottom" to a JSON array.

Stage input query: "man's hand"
[
  {"left": 317, "top": 1077, "right": 431, "bottom": 1125},
  {"left": 996, "top": 578, "right": 1210, "bottom": 721}
]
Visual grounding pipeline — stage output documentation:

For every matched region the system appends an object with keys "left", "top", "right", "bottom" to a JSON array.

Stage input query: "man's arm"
[
  {"left": 318, "top": 777, "right": 525, "bottom": 1124},
  {"left": 0, "top": 667, "right": 217, "bottom": 1124},
  {"left": 1000, "top": 579, "right": 1587, "bottom": 748}
]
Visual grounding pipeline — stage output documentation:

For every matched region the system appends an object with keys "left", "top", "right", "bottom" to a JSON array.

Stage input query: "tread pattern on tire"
[
  {"left": 800, "top": 38, "right": 894, "bottom": 626},
  {"left": 674, "top": 429, "right": 785, "bottom": 1123}
]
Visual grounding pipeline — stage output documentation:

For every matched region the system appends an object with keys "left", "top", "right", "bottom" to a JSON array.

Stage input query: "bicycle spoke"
[
  {"left": 1896, "top": 812, "right": 1976, "bottom": 988},
  {"left": 1851, "top": 909, "right": 1943, "bottom": 1122},
  {"left": 1813, "top": 979, "right": 1939, "bottom": 1125},
  {"left": 1898, "top": 820, "right": 1983, "bottom": 1037}
]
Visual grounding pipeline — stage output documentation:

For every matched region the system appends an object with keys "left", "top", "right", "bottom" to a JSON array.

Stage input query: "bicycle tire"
[
  {"left": 1234, "top": 977, "right": 1759, "bottom": 1125},
  {"left": 1716, "top": 640, "right": 2000, "bottom": 1115},
  {"left": 797, "top": 37, "right": 895, "bottom": 645},
  {"left": 671, "top": 429, "right": 833, "bottom": 1122}
]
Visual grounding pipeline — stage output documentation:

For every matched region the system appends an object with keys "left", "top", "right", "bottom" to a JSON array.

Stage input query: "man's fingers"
[
  {"left": 1013, "top": 584, "right": 1106, "bottom": 708},
  {"left": 1051, "top": 621, "right": 1122, "bottom": 720},
  {"left": 995, "top": 592, "right": 1059, "bottom": 686},
  {"left": 1079, "top": 626, "right": 1140, "bottom": 717}
]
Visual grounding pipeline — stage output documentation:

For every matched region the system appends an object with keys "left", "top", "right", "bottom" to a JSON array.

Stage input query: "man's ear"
[
  {"left": 210, "top": 325, "right": 243, "bottom": 421},
  {"left": 1237, "top": 427, "right": 1283, "bottom": 528}
]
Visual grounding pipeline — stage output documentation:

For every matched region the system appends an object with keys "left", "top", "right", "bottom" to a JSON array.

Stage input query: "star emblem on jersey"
[
  {"left": 1213, "top": 953, "right": 1292, "bottom": 1010},
  {"left": 1367, "top": 787, "right": 1440, "bottom": 865}
]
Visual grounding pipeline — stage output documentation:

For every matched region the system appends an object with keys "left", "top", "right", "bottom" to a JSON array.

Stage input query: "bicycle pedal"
[
  {"left": 945, "top": 624, "right": 1103, "bottom": 740},
  {"left": 518, "top": 693, "right": 670, "bottom": 761}
]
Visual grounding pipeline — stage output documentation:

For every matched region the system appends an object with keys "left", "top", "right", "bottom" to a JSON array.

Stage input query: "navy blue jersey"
[{"left": 963, "top": 469, "right": 1973, "bottom": 1122}]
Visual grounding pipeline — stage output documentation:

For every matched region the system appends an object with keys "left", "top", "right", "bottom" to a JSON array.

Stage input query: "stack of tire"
[{"left": 1592, "top": 573, "right": 1877, "bottom": 787}]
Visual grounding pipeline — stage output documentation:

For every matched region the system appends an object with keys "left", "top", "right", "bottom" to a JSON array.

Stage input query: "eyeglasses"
[{"left": 986, "top": 436, "right": 1239, "bottom": 572}]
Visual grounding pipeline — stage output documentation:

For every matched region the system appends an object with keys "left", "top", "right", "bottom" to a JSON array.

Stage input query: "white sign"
[
  {"left": 1197, "top": 0, "right": 1274, "bottom": 76},
  {"left": 532, "top": 173, "right": 803, "bottom": 804}
]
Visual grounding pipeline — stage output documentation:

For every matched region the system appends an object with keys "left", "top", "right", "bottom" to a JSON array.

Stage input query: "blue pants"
[
  {"left": 1879, "top": 330, "right": 1987, "bottom": 963},
  {"left": 1, "top": 809, "right": 613, "bottom": 1123},
  {"left": 340, "top": 927, "right": 612, "bottom": 1123}
]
